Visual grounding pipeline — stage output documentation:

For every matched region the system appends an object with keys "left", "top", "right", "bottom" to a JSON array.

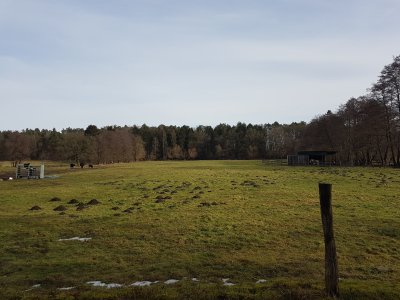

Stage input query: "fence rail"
[{"left": 261, "top": 159, "right": 287, "bottom": 166}]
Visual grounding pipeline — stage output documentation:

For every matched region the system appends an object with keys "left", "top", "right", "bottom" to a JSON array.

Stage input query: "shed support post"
[{"left": 40, "top": 165, "right": 45, "bottom": 179}]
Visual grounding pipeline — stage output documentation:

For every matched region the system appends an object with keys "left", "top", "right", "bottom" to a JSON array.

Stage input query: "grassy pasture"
[{"left": 0, "top": 160, "right": 399, "bottom": 299}]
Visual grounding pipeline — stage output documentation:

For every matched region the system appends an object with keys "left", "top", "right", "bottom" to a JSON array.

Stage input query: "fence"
[{"left": 16, "top": 163, "right": 44, "bottom": 179}]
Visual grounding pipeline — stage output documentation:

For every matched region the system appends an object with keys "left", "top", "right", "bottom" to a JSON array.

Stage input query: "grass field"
[{"left": 0, "top": 160, "right": 399, "bottom": 299}]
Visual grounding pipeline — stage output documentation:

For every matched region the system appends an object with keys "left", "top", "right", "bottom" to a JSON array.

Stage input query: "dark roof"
[{"left": 297, "top": 150, "right": 337, "bottom": 156}]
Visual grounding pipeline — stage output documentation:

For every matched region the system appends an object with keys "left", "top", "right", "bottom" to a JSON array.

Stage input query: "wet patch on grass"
[{"left": 375, "top": 227, "right": 400, "bottom": 238}]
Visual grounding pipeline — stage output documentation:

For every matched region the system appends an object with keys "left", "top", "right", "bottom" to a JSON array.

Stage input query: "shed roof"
[{"left": 297, "top": 150, "right": 336, "bottom": 156}]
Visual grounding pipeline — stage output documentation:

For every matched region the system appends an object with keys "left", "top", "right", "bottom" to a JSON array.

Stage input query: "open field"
[{"left": 0, "top": 160, "right": 399, "bottom": 299}]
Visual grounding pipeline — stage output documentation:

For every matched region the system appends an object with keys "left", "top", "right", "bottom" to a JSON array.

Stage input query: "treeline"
[
  {"left": 0, "top": 122, "right": 306, "bottom": 164},
  {"left": 304, "top": 55, "right": 400, "bottom": 166},
  {"left": 1, "top": 55, "right": 399, "bottom": 166}
]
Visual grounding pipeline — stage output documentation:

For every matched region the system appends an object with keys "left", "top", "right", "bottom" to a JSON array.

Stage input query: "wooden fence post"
[{"left": 319, "top": 183, "right": 339, "bottom": 297}]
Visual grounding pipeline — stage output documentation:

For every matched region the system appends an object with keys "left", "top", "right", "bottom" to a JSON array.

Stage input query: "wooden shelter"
[{"left": 287, "top": 151, "right": 337, "bottom": 166}]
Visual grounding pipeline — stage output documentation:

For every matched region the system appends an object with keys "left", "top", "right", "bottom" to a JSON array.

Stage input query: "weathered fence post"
[{"left": 319, "top": 183, "right": 339, "bottom": 297}]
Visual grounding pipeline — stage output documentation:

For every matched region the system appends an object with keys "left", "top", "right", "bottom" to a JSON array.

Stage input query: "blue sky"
[{"left": 1, "top": 0, "right": 400, "bottom": 130}]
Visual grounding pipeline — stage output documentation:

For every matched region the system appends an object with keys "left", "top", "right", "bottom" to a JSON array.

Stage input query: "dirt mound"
[
  {"left": 68, "top": 199, "right": 79, "bottom": 204},
  {"left": 29, "top": 205, "right": 42, "bottom": 211},
  {"left": 50, "top": 197, "right": 61, "bottom": 202},
  {"left": 198, "top": 202, "right": 221, "bottom": 207},
  {"left": 87, "top": 199, "right": 100, "bottom": 205},
  {"left": 54, "top": 205, "right": 67, "bottom": 211},
  {"left": 76, "top": 203, "right": 88, "bottom": 211},
  {"left": 155, "top": 195, "right": 172, "bottom": 203},
  {"left": 240, "top": 180, "right": 259, "bottom": 188}
]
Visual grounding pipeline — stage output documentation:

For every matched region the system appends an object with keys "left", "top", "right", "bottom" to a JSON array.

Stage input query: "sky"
[{"left": 1, "top": 0, "right": 400, "bottom": 131}]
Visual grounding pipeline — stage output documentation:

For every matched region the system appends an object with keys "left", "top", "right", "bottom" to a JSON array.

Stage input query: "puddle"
[
  {"left": 192, "top": 278, "right": 199, "bottom": 282},
  {"left": 57, "top": 287, "right": 75, "bottom": 290},
  {"left": 222, "top": 278, "right": 235, "bottom": 286},
  {"left": 87, "top": 281, "right": 122, "bottom": 288},
  {"left": 58, "top": 237, "right": 91, "bottom": 242},
  {"left": 164, "top": 279, "right": 179, "bottom": 284},
  {"left": 131, "top": 281, "right": 158, "bottom": 286}
]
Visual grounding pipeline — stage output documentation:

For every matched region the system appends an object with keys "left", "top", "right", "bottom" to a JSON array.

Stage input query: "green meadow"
[{"left": 0, "top": 161, "right": 399, "bottom": 299}]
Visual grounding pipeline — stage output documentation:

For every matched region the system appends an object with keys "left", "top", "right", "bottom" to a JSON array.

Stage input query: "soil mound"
[
  {"left": 29, "top": 205, "right": 42, "bottom": 211},
  {"left": 68, "top": 199, "right": 79, "bottom": 204},
  {"left": 54, "top": 205, "right": 67, "bottom": 211},
  {"left": 76, "top": 203, "right": 88, "bottom": 211},
  {"left": 50, "top": 197, "right": 61, "bottom": 202},
  {"left": 87, "top": 199, "right": 100, "bottom": 205}
]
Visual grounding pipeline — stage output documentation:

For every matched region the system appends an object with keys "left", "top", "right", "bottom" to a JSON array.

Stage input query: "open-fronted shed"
[{"left": 288, "top": 151, "right": 337, "bottom": 166}]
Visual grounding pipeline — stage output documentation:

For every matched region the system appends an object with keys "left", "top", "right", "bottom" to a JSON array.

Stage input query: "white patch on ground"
[
  {"left": 58, "top": 237, "right": 91, "bottom": 242},
  {"left": 222, "top": 278, "right": 235, "bottom": 286},
  {"left": 24, "top": 284, "right": 41, "bottom": 292},
  {"left": 131, "top": 281, "right": 154, "bottom": 286},
  {"left": 87, "top": 281, "right": 122, "bottom": 288},
  {"left": 192, "top": 278, "right": 199, "bottom": 282},
  {"left": 57, "top": 287, "right": 75, "bottom": 290},
  {"left": 105, "top": 283, "right": 123, "bottom": 288},
  {"left": 223, "top": 282, "right": 235, "bottom": 286},
  {"left": 256, "top": 279, "right": 266, "bottom": 283},
  {"left": 164, "top": 279, "right": 179, "bottom": 284}
]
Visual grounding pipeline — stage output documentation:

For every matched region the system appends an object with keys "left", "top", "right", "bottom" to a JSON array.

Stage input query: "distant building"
[{"left": 287, "top": 151, "right": 337, "bottom": 166}]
